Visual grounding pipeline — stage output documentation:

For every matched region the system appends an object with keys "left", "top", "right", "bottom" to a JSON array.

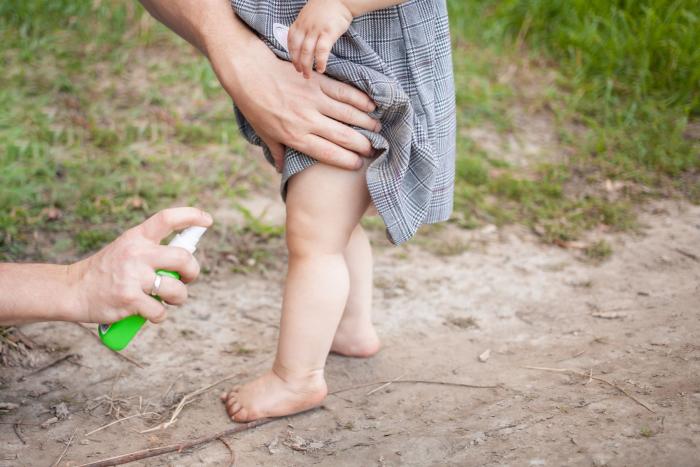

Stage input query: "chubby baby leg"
[
  {"left": 222, "top": 162, "right": 370, "bottom": 421},
  {"left": 331, "top": 224, "right": 380, "bottom": 357}
]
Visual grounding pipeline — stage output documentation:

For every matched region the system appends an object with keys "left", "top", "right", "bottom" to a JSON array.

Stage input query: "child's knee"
[
  {"left": 284, "top": 164, "right": 370, "bottom": 257},
  {"left": 285, "top": 205, "right": 350, "bottom": 257}
]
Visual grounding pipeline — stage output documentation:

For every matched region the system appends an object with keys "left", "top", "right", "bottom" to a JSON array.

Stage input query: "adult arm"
[
  {"left": 139, "top": 0, "right": 380, "bottom": 171},
  {"left": 0, "top": 208, "right": 212, "bottom": 326}
]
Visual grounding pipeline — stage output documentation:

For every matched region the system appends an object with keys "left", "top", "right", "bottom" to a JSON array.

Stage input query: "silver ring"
[{"left": 150, "top": 274, "right": 162, "bottom": 297}]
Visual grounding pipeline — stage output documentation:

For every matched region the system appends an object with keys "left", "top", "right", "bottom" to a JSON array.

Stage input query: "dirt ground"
[{"left": 1, "top": 186, "right": 698, "bottom": 466}]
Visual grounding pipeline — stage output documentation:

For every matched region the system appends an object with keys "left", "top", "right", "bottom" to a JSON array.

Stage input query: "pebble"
[{"left": 478, "top": 349, "right": 491, "bottom": 363}]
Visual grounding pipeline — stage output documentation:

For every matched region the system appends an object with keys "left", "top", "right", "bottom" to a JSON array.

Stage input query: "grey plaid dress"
[{"left": 230, "top": 0, "right": 456, "bottom": 245}]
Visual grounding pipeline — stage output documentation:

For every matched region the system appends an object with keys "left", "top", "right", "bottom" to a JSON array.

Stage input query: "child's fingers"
[
  {"left": 300, "top": 34, "right": 318, "bottom": 79},
  {"left": 287, "top": 26, "right": 303, "bottom": 72},
  {"left": 314, "top": 36, "right": 333, "bottom": 74}
]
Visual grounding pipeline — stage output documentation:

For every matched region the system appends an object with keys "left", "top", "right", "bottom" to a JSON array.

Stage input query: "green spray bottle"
[{"left": 98, "top": 226, "right": 207, "bottom": 351}]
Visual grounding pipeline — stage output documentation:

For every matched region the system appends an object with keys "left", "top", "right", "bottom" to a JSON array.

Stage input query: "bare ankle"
[{"left": 272, "top": 362, "right": 326, "bottom": 390}]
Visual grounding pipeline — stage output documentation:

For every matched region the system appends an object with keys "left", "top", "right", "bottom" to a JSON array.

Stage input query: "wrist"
[
  {"left": 207, "top": 30, "right": 269, "bottom": 104},
  {"left": 57, "top": 261, "right": 89, "bottom": 323},
  {"left": 340, "top": 0, "right": 368, "bottom": 17}
]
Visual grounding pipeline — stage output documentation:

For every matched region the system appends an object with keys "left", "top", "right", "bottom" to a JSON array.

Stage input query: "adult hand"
[
  {"left": 71, "top": 207, "right": 213, "bottom": 324},
  {"left": 139, "top": 0, "right": 379, "bottom": 171},
  {"left": 210, "top": 33, "right": 380, "bottom": 171}
]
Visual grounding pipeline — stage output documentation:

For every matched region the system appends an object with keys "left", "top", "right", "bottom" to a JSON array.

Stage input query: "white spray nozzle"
[{"left": 167, "top": 226, "right": 207, "bottom": 253}]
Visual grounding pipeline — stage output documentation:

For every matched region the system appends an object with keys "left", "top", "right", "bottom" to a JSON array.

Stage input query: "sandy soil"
[{"left": 1, "top": 190, "right": 698, "bottom": 466}]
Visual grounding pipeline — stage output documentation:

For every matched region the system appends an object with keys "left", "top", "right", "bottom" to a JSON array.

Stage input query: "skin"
[
  {"left": 288, "top": 0, "right": 406, "bottom": 77},
  {"left": 139, "top": 0, "right": 381, "bottom": 172},
  {"left": 137, "top": 0, "right": 396, "bottom": 421},
  {"left": 222, "top": 162, "right": 380, "bottom": 421},
  {"left": 0, "top": 207, "right": 213, "bottom": 326}
]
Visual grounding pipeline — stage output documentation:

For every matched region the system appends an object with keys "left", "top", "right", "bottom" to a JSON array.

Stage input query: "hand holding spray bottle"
[{"left": 98, "top": 226, "right": 207, "bottom": 351}]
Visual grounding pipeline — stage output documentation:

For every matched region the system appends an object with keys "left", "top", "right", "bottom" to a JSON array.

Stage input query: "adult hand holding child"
[{"left": 139, "top": 0, "right": 381, "bottom": 172}]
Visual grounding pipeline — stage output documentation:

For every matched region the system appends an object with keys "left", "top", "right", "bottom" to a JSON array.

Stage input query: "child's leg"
[
  {"left": 331, "top": 224, "right": 380, "bottom": 357},
  {"left": 222, "top": 162, "right": 370, "bottom": 421}
]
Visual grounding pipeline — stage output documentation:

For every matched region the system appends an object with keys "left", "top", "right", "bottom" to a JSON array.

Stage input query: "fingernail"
[
  {"left": 375, "top": 122, "right": 382, "bottom": 132},
  {"left": 355, "top": 159, "right": 364, "bottom": 170}
]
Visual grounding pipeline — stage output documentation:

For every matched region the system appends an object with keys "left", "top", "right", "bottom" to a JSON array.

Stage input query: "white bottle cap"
[{"left": 167, "top": 226, "right": 207, "bottom": 253}]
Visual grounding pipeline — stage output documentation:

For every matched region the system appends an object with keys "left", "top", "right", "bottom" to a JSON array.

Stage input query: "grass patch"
[
  {"left": 447, "top": 0, "right": 699, "bottom": 245},
  {"left": 446, "top": 316, "right": 479, "bottom": 329},
  {"left": 0, "top": 0, "right": 251, "bottom": 261},
  {"left": 584, "top": 239, "right": 613, "bottom": 263},
  {"left": 2, "top": 0, "right": 697, "bottom": 263}
]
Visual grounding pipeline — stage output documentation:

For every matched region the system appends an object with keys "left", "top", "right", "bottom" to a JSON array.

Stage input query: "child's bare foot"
[
  {"left": 221, "top": 369, "right": 327, "bottom": 422},
  {"left": 331, "top": 315, "right": 380, "bottom": 358}
]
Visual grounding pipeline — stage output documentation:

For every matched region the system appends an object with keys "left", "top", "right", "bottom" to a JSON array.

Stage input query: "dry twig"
[
  {"left": 52, "top": 429, "right": 76, "bottom": 467},
  {"left": 524, "top": 366, "right": 655, "bottom": 413},
  {"left": 366, "top": 373, "right": 406, "bottom": 396},
  {"left": 330, "top": 379, "right": 499, "bottom": 396},
  {"left": 78, "top": 419, "right": 271, "bottom": 467},
  {"left": 13, "top": 422, "right": 26, "bottom": 445},
  {"left": 73, "top": 323, "right": 145, "bottom": 368},
  {"left": 673, "top": 247, "right": 699, "bottom": 262},
  {"left": 85, "top": 412, "right": 160, "bottom": 437},
  {"left": 218, "top": 436, "right": 238, "bottom": 467},
  {"left": 140, "top": 373, "right": 241, "bottom": 433},
  {"left": 17, "top": 353, "right": 78, "bottom": 382}
]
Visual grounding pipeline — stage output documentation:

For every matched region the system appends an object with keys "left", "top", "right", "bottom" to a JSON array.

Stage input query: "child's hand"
[{"left": 288, "top": 0, "right": 354, "bottom": 79}]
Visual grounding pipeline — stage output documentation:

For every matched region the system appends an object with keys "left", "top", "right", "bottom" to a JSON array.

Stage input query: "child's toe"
[
  {"left": 233, "top": 407, "right": 250, "bottom": 422},
  {"left": 228, "top": 401, "right": 242, "bottom": 416},
  {"left": 225, "top": 396, "right": 238, "bottom": 410}
]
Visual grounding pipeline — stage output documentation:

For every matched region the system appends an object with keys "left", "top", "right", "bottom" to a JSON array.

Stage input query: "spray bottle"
[{"left": 98, "top": 226, "right": 207, "bottom": 351}]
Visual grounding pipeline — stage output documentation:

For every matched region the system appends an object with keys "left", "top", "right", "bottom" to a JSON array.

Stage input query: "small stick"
[
  {"left": 366, "top": 373, "right": 406, "bottom": 396},
  {"left": 17, "top": 353, "right": 78, "bottom": 382},
  {"left": 140, "top": 373, "right": 241, "bottom": 433},
  {"left": 556, "top": 349, "right": 586, "bottom": 362},
  {"left": 52, "top": 429, "right": 76, "bottom": 467},
  {"left": 73, "top": 323, "right": 145, "bottom": 369},
  {"left": 78, "top": 419, "right": 272, "bottom": 467},
  {"left": 12, "top": 328, "right": 36, "bottom": 349},
  {"left": 0, "top": 421, "right": 42, "bottom": 426},
  {"left": 218, "top": 436, "right": 238, "bottom": 467},
  {"left": 13, "top": 422, "right": 26, "bottom": 445},
  {"left": 85, "top": 412, "right": 160, "bottom": 437},
  {"left": 524, "top": 366, "right": 655, "bottom": 413},
  {"left": 330, "top": 379, "right": 500, "bottom": 396},
  {"left": 673, "top": 247, "right": 699, "bottom": 262}
]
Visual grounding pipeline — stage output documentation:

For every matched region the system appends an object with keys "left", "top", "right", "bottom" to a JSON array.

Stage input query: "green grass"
[
  {"left": 0, "top": 0, "right": 251, "bottom": 261},
  {"left": 447, "top": 0, "right": 699, "bottom": 246},
  {"left": 1, "top": 1, "right": 698, "bottom": 263}
]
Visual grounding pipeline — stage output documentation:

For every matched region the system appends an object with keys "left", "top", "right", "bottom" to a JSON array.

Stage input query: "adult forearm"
[
  {"left": 0, "top": 263, "right": 82, "bottom": 325},
  {"left": 139, "top": 0, "right": 254, "bottom": 59},
  {"left": 141, "top": 0, "right": 379, "bottom": 170},
  {"left": 138, "top": 0, "right": 259, "bottom": 103}
]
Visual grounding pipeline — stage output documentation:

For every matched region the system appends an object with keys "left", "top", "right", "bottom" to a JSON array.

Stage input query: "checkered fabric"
[{"left": 230, "top": 0, "right": 456, "bottom": 245}]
